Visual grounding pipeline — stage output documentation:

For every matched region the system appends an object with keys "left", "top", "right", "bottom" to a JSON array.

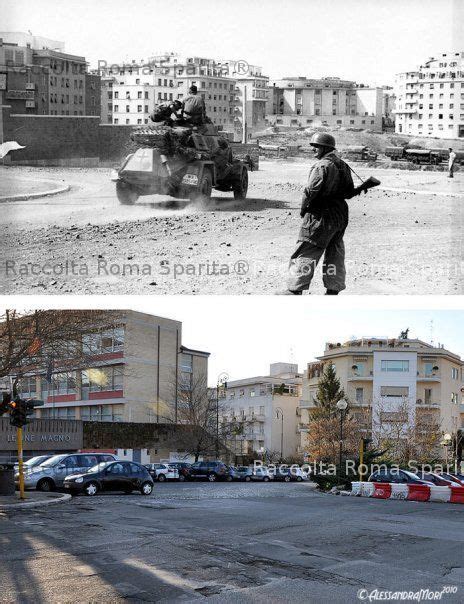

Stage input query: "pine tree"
[{"left": 312, "top": 364, "right": 346, "bottom": 418}]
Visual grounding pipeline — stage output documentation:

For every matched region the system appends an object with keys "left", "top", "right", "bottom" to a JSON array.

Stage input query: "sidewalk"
[
  {"left": 0, "top": 491, "right": 71, "bottom": 510},
  {"left": 0, "top": 170, "right": 70, "bottom": 202}
]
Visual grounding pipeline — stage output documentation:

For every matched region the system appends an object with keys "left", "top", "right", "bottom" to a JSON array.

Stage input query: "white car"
[{"left": 145, "top": 463, "right": 179, "bottom": 482}]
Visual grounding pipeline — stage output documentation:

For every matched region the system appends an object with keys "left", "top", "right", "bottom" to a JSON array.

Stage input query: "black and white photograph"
[
  {"left": 1, "top": 0, "right": 464, "bottom": 603},
  {"left": 0, "top": 0, "right": 463, "bottom": 295}
]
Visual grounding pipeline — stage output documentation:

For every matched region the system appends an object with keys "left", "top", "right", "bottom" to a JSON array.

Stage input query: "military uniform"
[
  {"left": 287, "top": 151, "right": 355, "bottom": 293},
  {"left": 182, "top": 93, "right": 206, "bottom": 125}
]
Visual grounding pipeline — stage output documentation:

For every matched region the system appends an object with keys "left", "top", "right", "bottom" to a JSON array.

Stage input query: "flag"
[{"left": 0, "top": 141, "right": 25, "bottom": 159}]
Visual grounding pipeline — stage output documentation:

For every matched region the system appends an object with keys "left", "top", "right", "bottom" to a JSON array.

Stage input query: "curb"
[
  {"left": 378, "top": 185, "right": 464, "bottom": 198},
  {"left": 0, "top": 492, "right": 72, "bottom": 511},
  {"left": 0, "top": 183, "right": 70, "bottom": 203}
]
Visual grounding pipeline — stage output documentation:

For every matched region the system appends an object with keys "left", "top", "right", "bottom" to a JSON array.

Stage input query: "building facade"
[
  {"left": 394, "top": 51, "right": 464, "bottom": 139},
  {"left": 14, "top": 310, "right": 209, "bottom": 424},
  {"left": 220, "top": 363, "right": 302, "bottom": 459},
  {"left": 266, "top": 77, "right": 383, "bottom": 130},
  {"left": 0, "top": 32, "right": 101, "bottom": 117},
  {"left": 299, "top": 337, "right": 464, "bottom": 457}
]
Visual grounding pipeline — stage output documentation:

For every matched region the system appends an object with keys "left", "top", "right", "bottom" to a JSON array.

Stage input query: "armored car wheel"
[
  {"left": 233, "top": 168, "right": 248, "bottom": 200},
  {"left": 116, "top": 181, "right": 139, "bottom": 205},
  {"left": 189, "top": 171, "right": 212, "bottom": 203}
]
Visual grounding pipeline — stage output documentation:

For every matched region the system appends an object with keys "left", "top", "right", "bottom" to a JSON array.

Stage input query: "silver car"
[{"left": 18, "top": 452, "right": 118, "bottom": 491}]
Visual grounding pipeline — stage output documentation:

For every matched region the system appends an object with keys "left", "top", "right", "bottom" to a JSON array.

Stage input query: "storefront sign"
[{"left": 6, "top": 89, "right": 34, "bottom": 100}]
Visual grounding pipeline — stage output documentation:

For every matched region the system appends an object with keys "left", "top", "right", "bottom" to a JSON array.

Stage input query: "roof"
[{"left": 180, "top": 345, "right": 210, "bottom": 358}]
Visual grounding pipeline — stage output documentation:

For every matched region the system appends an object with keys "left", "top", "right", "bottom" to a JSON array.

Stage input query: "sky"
[
  {"left": 0, "top": 0, "right": 458, "bottom": 86},
  {"left": 4, "top": 298, "right": 464, "bottom": 385}
]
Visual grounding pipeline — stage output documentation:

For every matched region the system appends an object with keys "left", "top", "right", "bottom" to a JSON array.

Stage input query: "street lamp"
[
  {"left": 441, "top": 432, "right": 452, "bottom": 467},
  {"left": 216, "top": 372, "right": 229, "bottom": 459},
  {"left": 275, "top": 407, "right": 284, "bottom": 461},
  {"left": 336, "top": 399, "right": 348, "bottom": 474}
]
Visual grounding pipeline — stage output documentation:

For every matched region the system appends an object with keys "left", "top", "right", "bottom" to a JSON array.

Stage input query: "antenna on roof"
[{"left": 430, "top": 319, "right": 434, "bottom": 346}]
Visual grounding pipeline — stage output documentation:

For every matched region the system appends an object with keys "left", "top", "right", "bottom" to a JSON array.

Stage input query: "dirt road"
[{"left": 1, "top": 162, "right": 463, "bottom": 295}]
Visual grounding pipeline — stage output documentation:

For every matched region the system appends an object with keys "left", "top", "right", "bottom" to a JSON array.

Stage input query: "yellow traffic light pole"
[{"left": 17, "top": 427, "right": 25, "bottom": 500}]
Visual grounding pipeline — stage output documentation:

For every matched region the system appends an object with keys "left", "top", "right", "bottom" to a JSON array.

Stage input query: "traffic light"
[
  {"left": 0, "top": 392, "right": 12, "bottom": 416},
  {"left": 9, "top": 397, "right": 44, "bottom": 428}
]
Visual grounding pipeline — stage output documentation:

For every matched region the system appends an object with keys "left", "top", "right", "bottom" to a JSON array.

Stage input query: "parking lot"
[{"left": 2, "top": 481, "right": 464, "bottom": 603}]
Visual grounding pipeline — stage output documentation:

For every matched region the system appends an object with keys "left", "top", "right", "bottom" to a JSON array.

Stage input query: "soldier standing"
[{"left": 282, "top": 133, "right": 367, "bottom": 295}]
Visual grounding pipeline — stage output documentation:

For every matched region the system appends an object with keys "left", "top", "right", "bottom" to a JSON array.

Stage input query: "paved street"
[{"left": 1, "top": 481, "right": 464, "bottom": 603}]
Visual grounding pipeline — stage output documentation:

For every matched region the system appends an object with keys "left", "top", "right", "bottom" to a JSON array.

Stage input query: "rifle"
[{"left": 351, "top": 175, "right": 381, "bottom": 197}]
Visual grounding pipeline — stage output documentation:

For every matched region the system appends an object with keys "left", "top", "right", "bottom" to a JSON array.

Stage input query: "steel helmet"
[{"left": 310, "top": 132, "right": 336, "bottom": 149}]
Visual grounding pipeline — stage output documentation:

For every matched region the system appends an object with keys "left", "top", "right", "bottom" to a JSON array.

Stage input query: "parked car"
[
  {"left": 368, "top": 468, "right": 433, "bottom": 485},
  {"left": 436, "top": 472, "right": 464, "bottom": 486},
  {"left": 144, "top": 463, "right": 179, "bottom": 482},
  {"left": 167, "top": 462, "right": 192, "bottom": 481},
  {"left": 19, "top": 452, "right": 118, "bottom": 491},
  {"left": 414, "top": 471, "right": 459, "bottom": 486},
  {"left": 250, "top": 466, "right": 272, "bottom": 482},
  {"left": 188, "top": 461, "right": 230, "bottom": 482},
  {"left": 64, "top": 461, "right": 154, "bottom": 496},
  {"left": 14, "top": 455, "right": 52, "bottom": 474},
  {"left": 228, "top": 466, "right": 253, "bottom": 481}
]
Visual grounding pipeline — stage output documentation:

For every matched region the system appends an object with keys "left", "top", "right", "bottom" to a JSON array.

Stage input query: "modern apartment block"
[
  {"left": 100, "top": 54, "right": 237, "bottom": 130},
  {"left": 394, "top": 51, "right": 464, "bottom": 139},
  {"left": 299, "top": 337, "right": 464, "bottom": 456},
  {"left": 15, "top": 310, "right": 209, "bottom": 424},
  {"left": 266, "top": 77, "right": 383, "bottom": 130},
  {"left": 0, "top": 32, "right": 100, "bottom": 117},
  {"left": 220, "top": 363, "right": 302, "bottom": 459}
]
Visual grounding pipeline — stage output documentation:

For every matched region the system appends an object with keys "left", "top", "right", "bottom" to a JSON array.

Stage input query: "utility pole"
[
  {"left": 241, "top": 84, "right": 247, "bottom": 144},
  {"left": 216, "top": 373, "right": 229, "bottom": 458}
]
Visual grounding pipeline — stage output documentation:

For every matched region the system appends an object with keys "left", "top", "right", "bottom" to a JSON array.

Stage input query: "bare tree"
[
  {"left": 0, "top": 309, "right": 123, "bottom": 380},
  {"left": 161, "top": 370, "right": 229, "bottom": 461},
  {"left": 371, "top": 399, "right": 443, "bottom": 465}
]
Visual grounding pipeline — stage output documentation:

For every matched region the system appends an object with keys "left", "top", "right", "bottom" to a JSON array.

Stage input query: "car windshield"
[
  {"left": 40, "top": 455, "right": 68, "bottom": 468},
  {"left": 87, "top": 462, "right": 112, "bottom": 473}
]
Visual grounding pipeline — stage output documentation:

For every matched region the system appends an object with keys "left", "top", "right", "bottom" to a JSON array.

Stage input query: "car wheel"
[
  {"left": 284, "top": 476, "right": 291, "bottom": 482},
  {"left": 158, "top": 474, "right": 166, "bottom": 482},
  {"left": 233, "top": 167, "right": 248, "bottom": 200},
  {"left": 297, "top": 476, "right": 303, "bottom": 482},
  {"left": 189, "top": 170, "right": 212, "bottom": 203},
  {"left": 263, "top": 477, "right": 270, "bottom": 482},
  {"left": 37, "top": 478, "right": 54, "bottom": 492},
  {"left": 178, "top": 475, "right": 186, "bottom": 482},
  {"left": 226, "top": 475, "right": 233, "bottom": 482},
  {"left": 208, "top": 473, "right": 217, "bottom": 482},
  {"left": 245, "top": 476, "right": 251, "bottom": 482},
  {"left": 84, "top": 482, "right": 99, "bottom": 496},
  {"left": 116, "top": 181, "right": 139, "bottom": 205},
  {"left": 141, "top": 482, "right": 153, "bottom": 496}
]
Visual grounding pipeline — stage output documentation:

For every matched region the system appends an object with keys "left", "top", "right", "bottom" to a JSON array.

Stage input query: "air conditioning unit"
[{"left": 416, "top": 398, "right": 422, "bottom": 404}]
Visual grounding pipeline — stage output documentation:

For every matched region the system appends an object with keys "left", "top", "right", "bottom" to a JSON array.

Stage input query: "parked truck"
[{"left": 342, "top": 146, "right": 378, "bottom": 161}]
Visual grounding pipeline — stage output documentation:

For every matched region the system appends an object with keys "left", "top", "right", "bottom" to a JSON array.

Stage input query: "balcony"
[
  {"left": 348, "top": 371, "right": 373, "bottom": 381},
  {"left": 416, "top": 401, "right": 440, "bottom": 408},
  {"left": 297, "top": 423, "right": 309, "bottom": 433},
  {"left": 393, "top": 108, "right": 418, "bottom": 114},
  {"left": 417, "top": 372, "right": 441, "bottom": 382}
]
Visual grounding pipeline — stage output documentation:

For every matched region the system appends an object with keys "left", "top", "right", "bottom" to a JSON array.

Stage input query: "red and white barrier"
[{"left": 351, "top": 481, "right": 464, "bottom": 504}]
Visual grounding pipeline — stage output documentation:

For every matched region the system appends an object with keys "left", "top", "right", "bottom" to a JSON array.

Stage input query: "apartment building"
[
  {"left": 0, "top": 32, "right": 100, "bottom": 117},
  {"left": 394, "top": 51, "right": 464, "bottom": 139},
  {"left": 266, "top": 77, "right": 383, "bottom": 130},
  {"left": 101, "top": 55, "right": 237, "bottom": 129},
  {"left": 14, "top": 310, "right": 209, "bottom": 424},
  {"left": 299, "top": 337, "right": 464, "bottom": 456},
  {"left": 220, "top": 363, "right": 302, "bottom": 459}
]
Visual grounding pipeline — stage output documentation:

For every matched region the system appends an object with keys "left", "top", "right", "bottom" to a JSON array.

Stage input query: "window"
[
  {"left": 137, "top": 91, "right": 142, "bottom": 99},
  {"left": 380, "top": 386, "right": 409, "bottom": 398},
  {"left": 83, "top": 327, "right": 124, "bottom": 354},
  {"left": 424, "top": 389, "right": 432, "bottom": 404},
  {"left": 126, "top": 105, "right": 130, "bottom": 112},
  {"left": 20, "top": 376, "right": 37, "bottom": 397},
  {"left": 80, "top": 404, "right": 123, "bottom": 422},
  {"left": 355, "top": 388, "right": 364, "bottom": 403},
  {"left": 381, "top": 360, "right": 409, "bottom": 372},
  {"left": 451, "top": 393, "right": 459, "bottom": 404},
  {"left": 82, "top": 365, "right": 124, "bottom": 392},
  {"left": 452, "top": 367, "right": 459, "bottom": 380},
  {"left": 137, "top": 105, "right": 142, "bottom": 112},
  {"left": 180, "top": 354, "right": 192, "bottom": 372},
  {"left": 250, "top": 389, "right": 255, "bottom": 397}
]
